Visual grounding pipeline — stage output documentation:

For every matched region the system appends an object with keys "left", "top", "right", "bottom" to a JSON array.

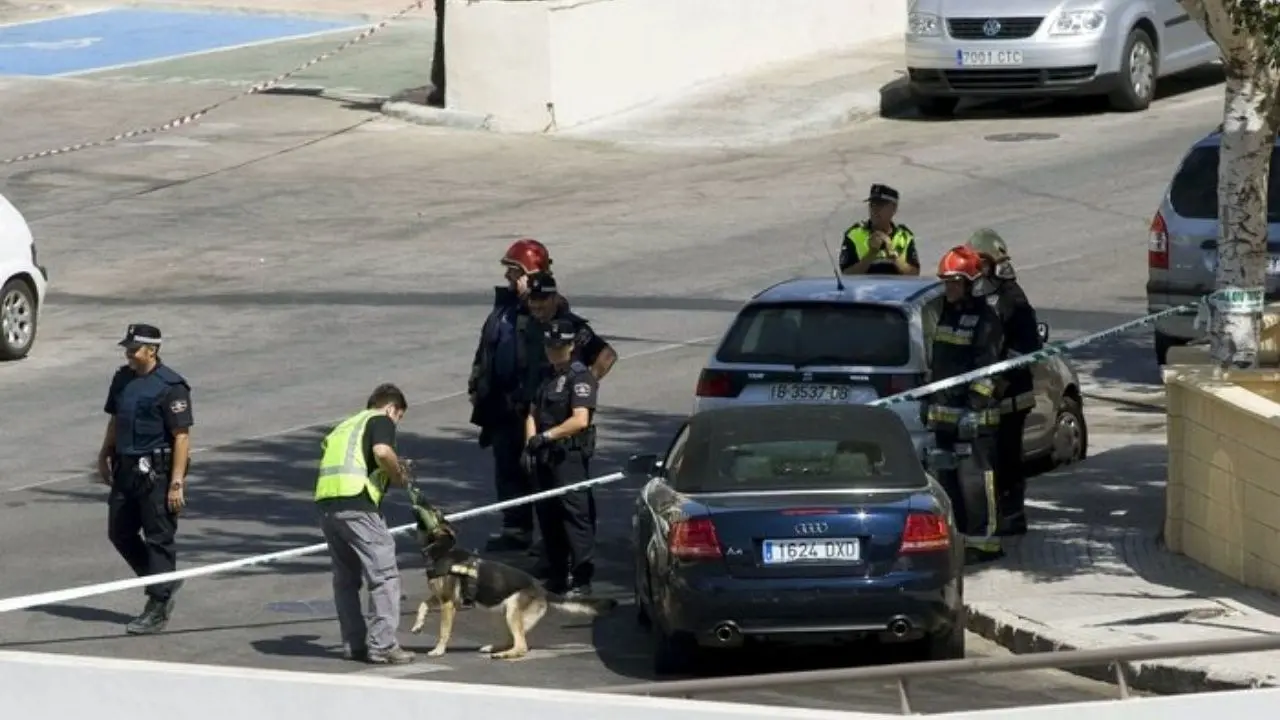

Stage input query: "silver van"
[{"left": 904, "top": 0, "right": 1219, "bottom": 116}]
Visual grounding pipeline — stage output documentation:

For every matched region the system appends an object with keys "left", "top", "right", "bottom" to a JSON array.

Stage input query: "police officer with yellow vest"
[
  {"left": 966, "top": 229, "right": 1042, "bottom": 536},
  {"left": 840, "top": 184, "right": 921, "bottom": 276},
  {"left": 316, "top": 383, "right": 416, "bottom": 666}
]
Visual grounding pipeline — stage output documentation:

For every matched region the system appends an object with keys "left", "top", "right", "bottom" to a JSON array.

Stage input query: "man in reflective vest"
[
  {"left": 839, "top": 184, "right": 921, "bottom": 276},
  {"left": 316, "top": 383, "right": 416, "bottom": 665},
  {"left": 967, "top": 228, "right": 1041, "bottom": 536}
]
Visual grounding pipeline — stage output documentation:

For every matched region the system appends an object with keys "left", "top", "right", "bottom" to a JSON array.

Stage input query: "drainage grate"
[{"left": 984, "top": 132, "right": 1060, "bottom": 142}]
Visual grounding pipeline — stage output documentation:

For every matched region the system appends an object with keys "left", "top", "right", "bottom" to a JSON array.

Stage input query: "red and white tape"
[{"left": 0, "top": 0, "right": 426, "bottom": 166}]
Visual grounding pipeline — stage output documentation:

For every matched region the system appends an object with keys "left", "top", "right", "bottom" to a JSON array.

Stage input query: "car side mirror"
[
  {"left": 625, "top": 453, "right": 661, "bottom": 477},
  {"left": 1036, "top": 322, "right": 1050, "bottom": 344}
]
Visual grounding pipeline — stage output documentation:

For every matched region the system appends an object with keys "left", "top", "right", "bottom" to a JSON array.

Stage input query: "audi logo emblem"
[{"left": 794, "top": 522, "right": 829, "bottom": 535}]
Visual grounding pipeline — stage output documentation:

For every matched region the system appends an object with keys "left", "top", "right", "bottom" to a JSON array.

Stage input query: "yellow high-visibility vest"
[
  {"left": 845, "top": 224, "right": 913, "bottom": 266},
  {"left": 315, "top": 409, "right": 390, "bottom": 506}
]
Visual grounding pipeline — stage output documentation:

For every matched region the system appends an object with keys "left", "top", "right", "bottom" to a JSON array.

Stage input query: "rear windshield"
[
  {"left": 1169, "top": 145, "right": 1280, "bottom": 221},
  {"left": 672, "top": 438, "right": 922, "bottom": 493},
  {"left": 716, "top": 302, "right": 911, "bottom": 367}
]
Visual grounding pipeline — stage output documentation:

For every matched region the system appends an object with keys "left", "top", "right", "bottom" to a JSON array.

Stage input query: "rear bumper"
[{"left": 661, "top": 574, "right": 961, "bottom": 648}]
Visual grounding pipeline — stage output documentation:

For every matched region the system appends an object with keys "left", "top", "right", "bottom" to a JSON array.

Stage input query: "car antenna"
[{"left": 821, "top": 235, "right": 845, "bottom": 291}]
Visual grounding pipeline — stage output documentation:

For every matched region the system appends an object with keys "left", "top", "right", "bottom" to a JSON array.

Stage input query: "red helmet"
[
  {"left": 936, "top": 245, "right": 983, "bottom": 282},
  {"left": 501, "top": 238, "right": 551, "bottom": 274}
]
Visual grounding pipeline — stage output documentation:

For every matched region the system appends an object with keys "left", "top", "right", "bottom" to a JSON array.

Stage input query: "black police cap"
[
  {"left": 543, "top": 318, "right": 577, "bottom": 346},
  {"left": 119, "top": 323, "right": 163, "bottom": 347},
  {"left": 865, "top": 183, "right": 900, "bottom": 204},
  {"left": 527, "top": 271, "right": 558, "bottom": 297}
]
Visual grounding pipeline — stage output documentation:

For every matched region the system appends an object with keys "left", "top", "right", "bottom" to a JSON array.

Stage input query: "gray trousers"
[{"left": 318, "top": 507, "right": 402, "bottom": 653}]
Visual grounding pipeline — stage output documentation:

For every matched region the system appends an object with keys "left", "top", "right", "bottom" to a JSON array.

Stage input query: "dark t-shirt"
[{"left": 320, "top": 414, "right": 396, "bottom": 512}]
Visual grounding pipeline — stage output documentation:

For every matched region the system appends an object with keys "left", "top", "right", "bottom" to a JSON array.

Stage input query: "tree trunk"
[
  {"left": 1181, "top": 0, "right": 1279, "bottom": 370},
  {"left": 1212, "top": 68, "right": 1272, "bottom": 369}
]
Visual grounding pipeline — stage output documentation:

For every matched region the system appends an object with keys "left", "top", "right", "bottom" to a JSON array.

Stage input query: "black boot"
[{"left": 126, "top": 599, "right": 166, "bottom": 635}]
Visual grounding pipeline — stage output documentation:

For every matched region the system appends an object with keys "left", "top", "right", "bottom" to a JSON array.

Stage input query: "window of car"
[
  {"left": 716, "top": 302, "right": 911, "bottom": 367},
  {"left": 663, "top": 424, "right": 690, "bottom": 477},
  {"left": 1169, "top": 145, "right": 1280, "bottom": 221},
  {"left": 919, "top": 295, "right": 943, "bottom": 367},
  {"left": 671, "top": 438, "right": 920, "bottom": 492}
]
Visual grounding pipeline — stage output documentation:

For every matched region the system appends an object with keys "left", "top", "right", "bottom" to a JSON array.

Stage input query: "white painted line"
[
  {"left": 352, "top": 662, "right": 453, "bottom": 678},
  {"left": 55, "top": 24, "right": 370, "bottom": 78},
  {"left": 1, "top": 332, "right": 720, "bottom": 493},
  {"left": 0, "top": 7, "right": 113, "bottom": 31}
]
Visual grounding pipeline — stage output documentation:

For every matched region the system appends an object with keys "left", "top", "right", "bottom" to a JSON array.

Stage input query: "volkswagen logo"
[
  {"left": 794, "top": 522, "right": 829, "bottom": 536},
  {"left": 982, "top": 18, "right": 1002, "bottom": 37}
]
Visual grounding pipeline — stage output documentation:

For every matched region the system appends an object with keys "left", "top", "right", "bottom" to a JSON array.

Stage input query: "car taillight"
[
  {"left": 899, "top": 513, "right": 950, "bottom": 553},
  {"left": 669, "top": 517, "right": 723, "bottom": 560},
  {"left": 695, "top": 369, "right": 735, "bottom": 398},
  {"left": 1148, "top": 212, "right": 1169, "bottom": 269}
]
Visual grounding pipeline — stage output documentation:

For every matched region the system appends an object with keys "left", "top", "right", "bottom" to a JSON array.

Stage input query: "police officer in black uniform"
[
  {"left": 96, "top": 324, "right": 194, "bottom": 634},
  {"left": 523, "top": 318, "right": 599, "bottom": 597},
  {"left": 966, "top": 229, "right": 1041, "bottom": 536}
]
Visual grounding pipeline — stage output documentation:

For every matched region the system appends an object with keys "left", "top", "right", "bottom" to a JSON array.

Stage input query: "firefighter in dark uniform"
[
  {"left": 469, "top": 239, "right": 554, "bottom": 553},
  {"left": 967, "top": 229, "right": 1041, "bottom": 536},
  {"left": 839, "top": 184, "right": 921, "bottom": 276},
  {"left": 524, "top": 318, "right": 599, "bottom": 597},
  {"left": 922, "top": 248, "right": 1004, "bottom": 563},
  {"left": 96, "top": 324, "right": 193, "bottom": 634}
]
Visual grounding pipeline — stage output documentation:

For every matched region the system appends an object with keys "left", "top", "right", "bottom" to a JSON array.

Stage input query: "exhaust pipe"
[
  {"left": 712, "top": 622, "right": 743, "bottom": 646},
  {"left": 887, "top": 617, "right": 912, "bottom": 638}
]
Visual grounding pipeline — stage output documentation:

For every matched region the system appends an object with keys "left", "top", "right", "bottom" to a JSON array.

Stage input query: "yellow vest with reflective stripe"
[
  {"left": 315, "top": 409, "right": 390, "bottom": 506},
  {"left": 845, "top": 224, "right": 913, "bottom": 264}
]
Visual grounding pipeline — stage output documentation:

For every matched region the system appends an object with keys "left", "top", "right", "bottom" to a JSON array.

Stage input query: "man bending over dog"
[
  {"left": 407, "top": 490, "right": 617, "bottom": 660},
  {"left": 315, "top": 383, "right": 417, "bottom": 665}
]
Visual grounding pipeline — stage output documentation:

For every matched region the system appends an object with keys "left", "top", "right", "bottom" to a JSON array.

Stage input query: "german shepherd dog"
[{"left": 407, "top": 497, "right": 617, "bottom": 660}]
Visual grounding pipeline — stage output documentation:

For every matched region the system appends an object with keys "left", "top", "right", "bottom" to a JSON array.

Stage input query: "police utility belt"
[
  {"left": 537, "top": 425, "right": 598, "bottom": 457},
  {"left": 122, "top": 448, "right": 173, "bottom": 486}
]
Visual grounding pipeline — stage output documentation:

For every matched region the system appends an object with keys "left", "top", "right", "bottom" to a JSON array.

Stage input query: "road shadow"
[
  {"left": 882, "top": 64, "right": 1222, "bottom": 122},
  {"left": 968, "top": 442, "right": 1280, "bottom": 615},
  {"left": 23, "top": 405, "right": 687, "bottom": 576}
]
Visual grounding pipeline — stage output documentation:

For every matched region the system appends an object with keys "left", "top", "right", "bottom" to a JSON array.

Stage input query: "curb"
[
  {"left": 965, "top": 603, "right": 1277, "bottom": 694},
  {"left": 379, "top": 101, "right": 492, "bottom": 131}
]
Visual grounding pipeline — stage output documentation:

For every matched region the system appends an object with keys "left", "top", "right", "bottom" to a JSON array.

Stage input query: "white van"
[{"left": 0, "top": 193, "right": 48, "bottom": 360}]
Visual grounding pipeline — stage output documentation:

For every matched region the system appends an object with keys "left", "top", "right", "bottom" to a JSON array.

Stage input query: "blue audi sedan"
[{"left": 627, "top": 404, "right": 966, "bottom": 675}]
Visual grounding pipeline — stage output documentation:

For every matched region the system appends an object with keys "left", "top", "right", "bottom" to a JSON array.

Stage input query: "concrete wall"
[
  {"left": 0, "top": 650, "right": 891, "bottom": 720},
  {"left": 445, "top": 0, "right": 907, "bottom": 132},
  {"left": 1164, "top": 366, "right": 1280, "bottom": 592}
]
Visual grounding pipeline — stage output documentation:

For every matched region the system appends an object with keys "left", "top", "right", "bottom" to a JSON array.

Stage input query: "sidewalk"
[
  {"left": 966, "top": 432, "right": 1280, "bottom": 693},
  {"left": 556, "top": 38, "right": 910, "bottom": 149}
]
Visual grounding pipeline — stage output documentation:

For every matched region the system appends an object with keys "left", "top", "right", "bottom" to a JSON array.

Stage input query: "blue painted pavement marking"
[{"left": 0, "top": 8, "right": 357, "bottom": 77}]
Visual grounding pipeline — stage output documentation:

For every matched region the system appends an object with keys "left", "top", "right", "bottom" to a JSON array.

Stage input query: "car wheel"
[
  {"left": 1050, "top": 396, "right": 1088, "bottom": 466},
  {"left": 1155, "top": 330, "right": 1188, "bottom": 366},
  {"left": 653, "top": 628, "right": 700, "bottom": 676},
  {"left": 1108, "top": 27, "right": 1157, "bottom": 112},
  {"left": 0, "top": 277, "right": 37, "bottom": 361},
  {"left": 915, "top": 96, "right": 959, "bottom": 118}
]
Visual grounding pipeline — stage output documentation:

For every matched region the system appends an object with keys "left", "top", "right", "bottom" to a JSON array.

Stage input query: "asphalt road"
[{"left": 0, "top": 39, "right": 1213, "bottom": 710}]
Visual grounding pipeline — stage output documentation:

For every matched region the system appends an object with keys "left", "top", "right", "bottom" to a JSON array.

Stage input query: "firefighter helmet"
[
  {"left": 937, "top": 245, "right": 984, "bottom": 282},
  {"left": 965, "top": 228, "right": 1011, "bottom": 264},
  {"left": 501, "top": 238, "right": 552, "bottom": 274}
]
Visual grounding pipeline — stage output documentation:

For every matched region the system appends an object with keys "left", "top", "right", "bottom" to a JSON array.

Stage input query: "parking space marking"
[{"left": 0, "top": 7, "right": 359, "bottom": 77}]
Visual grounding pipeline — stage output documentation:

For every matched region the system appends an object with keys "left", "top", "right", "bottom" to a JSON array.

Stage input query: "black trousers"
[
  {"left": 933, "top": 429, "right": 998, "bottom": 541},
  {"left": 108, "top": 460, "right": 179, "bottom": 602},
  {"left": 533, "top": 450, "right": 595, "bottom": 586},
  {"left": 491, "top": 415, "right": 535, "bottom": 538},
  {"left": 995, "top": 409, "right": 1030, "bottom": 522}
]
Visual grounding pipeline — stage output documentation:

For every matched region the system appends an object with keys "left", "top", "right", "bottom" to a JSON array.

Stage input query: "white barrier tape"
[
  {"left": 0, "top": 290, "right": 1217, "bottom": 613},
  {"left": 0, "top": 1, "right": 425, "bottom": 165},
  {"left": 0, "top": 472, "right": 623, "bottom": 613}
]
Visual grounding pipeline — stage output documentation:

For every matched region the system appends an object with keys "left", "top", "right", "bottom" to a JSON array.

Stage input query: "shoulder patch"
[
  {"left": 574, "top": 382, "right": 592, "bottom": 398},
  {"left": 169, "top": 399, "right": 188, "bottom": 414}
]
